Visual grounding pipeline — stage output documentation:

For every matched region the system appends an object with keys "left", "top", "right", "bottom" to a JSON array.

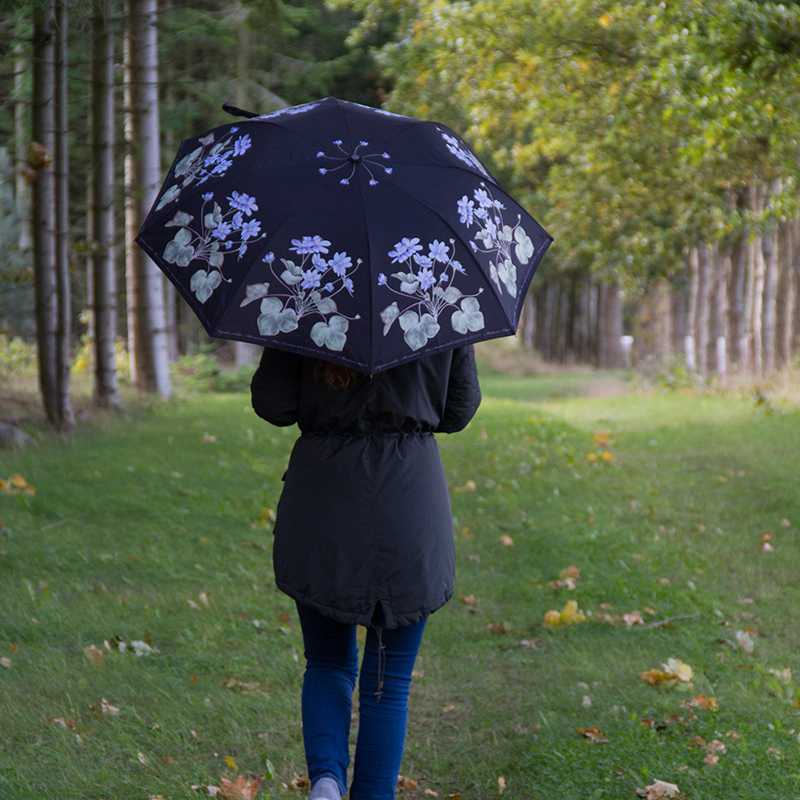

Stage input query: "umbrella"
[{"left": 134, "top": 96, "right": 553, "bottom": 375}]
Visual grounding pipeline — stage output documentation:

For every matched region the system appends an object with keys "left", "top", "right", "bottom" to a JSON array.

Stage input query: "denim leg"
[
  {"left": 349, "top": 614, "right": 428, "bottom": 800},
  {"left": 295, "top": 600, "right": 359, "bottom": 797}
]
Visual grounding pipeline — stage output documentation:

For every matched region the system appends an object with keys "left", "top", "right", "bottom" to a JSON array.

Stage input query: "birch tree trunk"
[
  {"left": 685, "top": 248, "right": 698, "bottom": 372},
  {"left": 776, "top": 217, "right": 797, "bottom": 368},
  {"left": 14, "top": 40, "right": 32, "bottom": 253},
  {"left": 32, "top": 1, "right": 60, "bottom": 426},
  {"left": 54, "top": 0, "right": 74, "bottom": 430},
  {"left": 694, "top": 243, "right": 711, "bottom": 377},
  {"left": 92, "top": 0, "right": 120, "bottom": 408},
  {"left": 709, "top": 242, "right": 730, "bottom": 377},
  {"left": 749, "top": 182, "right": 765, "bottom": 375},
  {"left": 125, "top": 0, "right": 171, "bottom": 396},
  {"left": 761, "top": 178, "right": 781, "bottom": 374}
]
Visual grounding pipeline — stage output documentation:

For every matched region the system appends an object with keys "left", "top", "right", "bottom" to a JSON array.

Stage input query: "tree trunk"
[
  {"left": 749, "top": 182, "right": 765, "bottom": 375},
  {"left": 125, "top": 0, "right": 171, "bottom": 396},
  {"left": 709, "top": 242, "right": 730, "bottom": 377},
  {"left": 761, "top": 178, "right": 781, "bottom": 374},
  {"left": 32, "top": 1, "right": 60, "bottom": 426},
  {"left": 728, "top": 229, "right": 746, "bottom": 370},
  {"left": 86, "top": 177, "right": 94, "bottom": 342},
  {"left": 14, "top": 40, "right": 32, "bottom": 253},
  {"left": 92, "top": 0, "right": 120, "bottom": 408},
  {"left": 685, "top": 248, "right": 698, "bottom": 371},
  {"left": 597, "top": 280, "right": 623, "bottom": 368},
  {"left": 54, "top": 0, "right": 75, "bottom": 430},
  {"left": 694, "top": 243, "right": 711, "bottom": 377},
  {"left": 777, "top": 219, "right": 798, "bottom": 367}
]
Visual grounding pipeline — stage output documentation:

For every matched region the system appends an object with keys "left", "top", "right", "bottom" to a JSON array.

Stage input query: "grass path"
[{"left": 1, "top": 373, "right": 799, "bottom": 799}]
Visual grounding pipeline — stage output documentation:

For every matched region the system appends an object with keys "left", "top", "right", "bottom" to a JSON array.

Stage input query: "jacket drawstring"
[{"left": 373, "top": 623, "right": 386, "bottom": 703}]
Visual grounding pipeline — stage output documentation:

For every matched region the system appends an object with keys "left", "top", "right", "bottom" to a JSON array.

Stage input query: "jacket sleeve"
[
  {"left": 250, "top": 346, "right": 303, "bottom": 427},
  {"left": 435, "top": 344, "right": 482, "bottom": 433}
]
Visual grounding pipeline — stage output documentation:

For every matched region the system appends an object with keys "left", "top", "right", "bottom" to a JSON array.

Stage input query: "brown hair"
[{"left": 312, "top": 359, "right": 361, "bottom": 390}]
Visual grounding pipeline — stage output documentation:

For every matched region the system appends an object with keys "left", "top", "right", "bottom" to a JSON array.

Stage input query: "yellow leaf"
[
  {"left": 663, "top": 657, "right": 693, "bottom": 682},
  {"left": 543, "top": 609, "right": 562, "bottom": 628},
  {"left": 224, "top": 755, "right": 238, "bottom": 770},
  {"left": 598, "top": 13, "right": 613, "bottom": 28}
]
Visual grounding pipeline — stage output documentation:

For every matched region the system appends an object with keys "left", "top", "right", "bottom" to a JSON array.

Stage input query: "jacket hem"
[{"left": 276, "top": 577, "right": 455, "bottom": 629}]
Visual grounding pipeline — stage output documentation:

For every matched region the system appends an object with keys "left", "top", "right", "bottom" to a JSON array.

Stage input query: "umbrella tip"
[{"left": 222, "top": 103, "right": 259, "bottom": 119}]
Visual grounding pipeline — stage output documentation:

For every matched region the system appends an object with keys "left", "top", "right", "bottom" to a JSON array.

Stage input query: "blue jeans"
[{"left": 294, "top": 599, "right": 428, "bottom": 799}]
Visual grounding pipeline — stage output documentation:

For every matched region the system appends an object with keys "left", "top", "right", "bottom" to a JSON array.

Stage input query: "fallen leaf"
[
  {"left": 101, "top": 698, "right": 120, "bottom": 715},
  {"left": 202, "top": 433, "right": 218, "bottom": 444},
  {"left": 486, "top": 622, "right": 511, "bottom": 634},
  {"left": 624, "top": 611, "right": 644, "bottom": 626},
  {"left": 497, "top": 775, "right": 507, "bottom": 793},
  {"left": 0, "top": 656, "right": 11, "bottom": 669},
  {"left": 544, "top": 599, "right": 586, "bottom": 628},
  {"left": 49, "top": 716, "right": 77, "bottom": 730},
  {"left": 735, "top": 630, "right": 756, "bottom": 654},
  {"left": 83, "top": 644, "right": 105, "bottom": 666},
  {"left": 219, "top": 774, "right": 262, "bottom": 800},
  {"left": 683, "top": 694, "right": 718, "bottom": 711},
  {"left": 499, "top": 534, "right": 514, "bottom": 547},
  {"left": 636, "top": 780, "right": 680, "bottom": 799},
  {"left": 576, "top": 726, "right": 608, "bottom": 743},
  {"left": 398, "top": 775, "right": 418, "bottom": 790}
]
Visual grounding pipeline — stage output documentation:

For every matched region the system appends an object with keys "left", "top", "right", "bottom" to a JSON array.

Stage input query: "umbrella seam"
[{"left": 334, "top": 97, "right": 375, "bottom": 375}]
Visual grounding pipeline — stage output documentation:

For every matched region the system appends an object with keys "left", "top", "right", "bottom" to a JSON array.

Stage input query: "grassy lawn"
[{"left": 1, "top": 369, "right": 799, "bottom": 799}]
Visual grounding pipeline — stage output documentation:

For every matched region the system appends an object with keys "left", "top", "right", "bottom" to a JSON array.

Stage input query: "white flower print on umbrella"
[
  {"left": 458, "top": 181, "right": 537, "bottom": 299},
  {"left": 240, "top": 235, "right": 362, "bottom": 351},
  {"left": 155, "top": 127, "right": 252, "bottom": 211},
  {"left": 378, "top": 236, "right": 485, "bottom": 352},
  {"left": 437, "top": 126, "right": 492, "bottom": 180},
  {"left": 162, "top": 190, "right": 268, "bottom": 304}
]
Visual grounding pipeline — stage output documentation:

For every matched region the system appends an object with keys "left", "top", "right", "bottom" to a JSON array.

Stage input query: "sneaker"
[{"left": 310, "top": 775, "right": 342, "bottom": 800}]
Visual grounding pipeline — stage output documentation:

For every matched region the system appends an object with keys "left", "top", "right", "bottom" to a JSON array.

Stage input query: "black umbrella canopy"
[{"left": 135, "top": 96, "right": 553, "bottom": 375}]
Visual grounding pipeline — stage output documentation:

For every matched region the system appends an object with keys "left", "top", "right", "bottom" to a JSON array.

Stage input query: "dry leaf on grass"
[
  {"left": 83, "top": 644, "right": 105, "bottom": 666},
  {"left": 636, "top": 780, "right": 680, "bottom": 799},
  {"left": 219, "top": 775, "right": 262, "bottom": 800},
  {"left": 641, "top": 658, "right": 693, "bottom": 687},
  {"left": 576, "top": 726, "right": 608, "bottom": 743},
  {"left": 683, "top": 694, "right": 718, "bottom": 711},
  {"left": 398, "top": 775, "right": 418, "bottom": 790}
]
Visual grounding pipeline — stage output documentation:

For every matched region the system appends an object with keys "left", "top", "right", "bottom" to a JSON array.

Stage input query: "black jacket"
[{"left": 250, "top": 343, "right": 480, "bottom": 696}]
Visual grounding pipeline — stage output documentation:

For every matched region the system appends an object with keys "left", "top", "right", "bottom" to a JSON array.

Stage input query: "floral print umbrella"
[{"left": 134, "top": 96, "right": 553, "bottom": 375}]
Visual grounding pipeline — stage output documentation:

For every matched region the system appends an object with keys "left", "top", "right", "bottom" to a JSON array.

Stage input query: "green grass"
[{"left": 1, "top": 372, "right": 799, "bottom": 799}]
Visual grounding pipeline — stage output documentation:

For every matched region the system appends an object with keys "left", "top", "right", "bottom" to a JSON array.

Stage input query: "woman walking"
[{"left": 250, "top": 343, "right": 481, "bottom": 800}]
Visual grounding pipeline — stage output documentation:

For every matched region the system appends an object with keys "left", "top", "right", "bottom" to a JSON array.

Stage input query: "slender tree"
[
  {"left": 31, "top": 0, "right": 60, "bottom": 426},
  {"left": 13, "top": 37, "right": 32, "bottom": 254},
  {"left": 124, "top": 0, "right": 171, "bottom": 396},
  {"left": 54, "top": 0, "right": 74, "bottom": 429},
  {"left": 91, "top": 0, "right": 120, "bottom": 408}
]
